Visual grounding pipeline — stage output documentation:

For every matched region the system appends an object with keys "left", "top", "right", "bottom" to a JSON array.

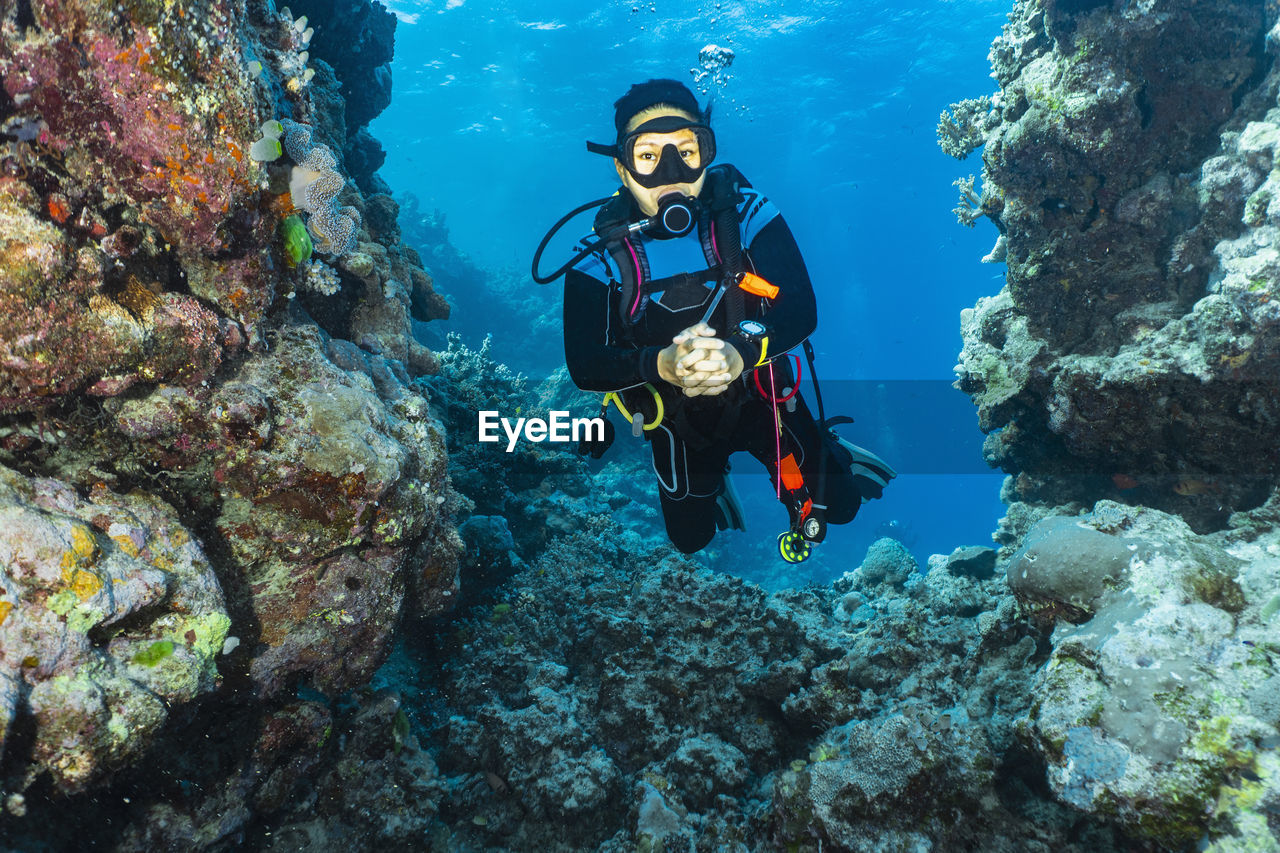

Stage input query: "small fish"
[
  {"left": 1112, "top": 473, "right": 1139, "bottom": 490},
  {"left": 1173, "top": 478, "right": 1219, "bottom": 496}
]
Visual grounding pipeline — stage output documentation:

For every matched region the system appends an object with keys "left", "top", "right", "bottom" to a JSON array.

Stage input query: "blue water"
[{"left": 371, "top": 0, "right": 1011, "bottom": 573}]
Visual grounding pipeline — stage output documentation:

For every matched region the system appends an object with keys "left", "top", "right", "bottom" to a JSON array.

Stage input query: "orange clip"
[
  {"left": 779, "top": 453, "right": 805, "bottom": 492},
  {"left": 738, "top": 271, "right": 780, "bottom": 299}
]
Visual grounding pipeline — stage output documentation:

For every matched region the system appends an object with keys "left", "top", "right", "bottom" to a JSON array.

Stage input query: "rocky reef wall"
[
  {"left": 944, "top": 0, "right": 1280, "bottom": 532},
  {"left": 0, "top": 0, "right": 459, "bottom": 827},
  {"left": 937, "top": 0, "right": 1280, "bottom": 849}
]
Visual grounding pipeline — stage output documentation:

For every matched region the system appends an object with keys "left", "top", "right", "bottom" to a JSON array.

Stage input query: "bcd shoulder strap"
[
  {"left": 705, "top": 165, "right": 746, "bottom": 331},
  {"left": 591, "top": 165, "right": 749, "bottom": 342},
  {"left": 593, "top": 194, "right": 647, "bottom": 342}
]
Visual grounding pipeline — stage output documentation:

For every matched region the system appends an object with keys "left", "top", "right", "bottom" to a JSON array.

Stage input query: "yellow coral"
[
  {"left": 68, "top": 569, "right": 103, "bottom": 602},
  {"left": 111, "top": 534, "right": 140, "bottom": 558},
  {"left": 60, "top": 523, "right": 97, "bottom": 572}
]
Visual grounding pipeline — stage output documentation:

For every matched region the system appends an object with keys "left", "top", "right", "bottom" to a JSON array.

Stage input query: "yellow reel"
[{"left": 778, "top": 531, "right": 811, "bottom": 564}]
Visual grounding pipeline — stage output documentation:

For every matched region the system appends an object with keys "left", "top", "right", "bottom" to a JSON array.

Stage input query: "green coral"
[
  {"left": 280, "top": 214, "right": 313, "bottom": 268},
  {"left": 132, "top": 640, "right": 175, "bottom": 667}
]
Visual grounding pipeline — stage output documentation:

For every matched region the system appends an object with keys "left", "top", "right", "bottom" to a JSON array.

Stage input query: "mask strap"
[{"left": 586, "top": 140, "right": 619, "bottom": 157}]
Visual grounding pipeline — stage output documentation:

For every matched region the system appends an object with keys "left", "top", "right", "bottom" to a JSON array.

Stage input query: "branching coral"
[
  {"left": 938, "top": 96, "right": 996, "bottom": 160},
  {"left": 952, "top": 175, "right": 984, "bottom": 227}
]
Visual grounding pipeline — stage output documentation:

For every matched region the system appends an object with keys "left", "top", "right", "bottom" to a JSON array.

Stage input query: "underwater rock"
[
  {"left": 941, "top": 543, "right": 998, "bottom": 579},
  {"left": 948, "top": 0, "right": 1280, "bottom": 526},
  {"left": 0, "top": 180, "right": 229, "bottom": 412},
  {"left": 80, "top": 688, "right": 445, "bottom": 852},
  {"left": 1007, "top": 514, "right": 1138, "bottom": 618},
  {"left": 206, "top": 323, "right": 454, "bottom": 696},
  {"left": 418, "top": 503, "right": 1137, "bottom": 850},
  {"left": 344, "top": 127, "right": 389, "bottom": 194},
  {"left": 427, "top": 528, "right": 834, "bottom": 847},
  {"left": 773, "top": 713, "right": 993, "bottom": 849},
  {"left": 285, "top": 0, "right": 396, "bottom": 131},
  {"left": 1014, "top": 500, "right": 1280, "bottom": 849},
  {"left": 98, "top": 319, "right": 459, "bottom": 700},
  {"left": 0, "top": 0, "right": 458, "bottom": 836},
  {"left": 0, "top": 465, "right": 228, "bottom": 796}
]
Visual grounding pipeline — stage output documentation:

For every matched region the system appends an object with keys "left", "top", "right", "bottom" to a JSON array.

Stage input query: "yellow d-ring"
[{"left": 603, "top": 383, "right": 664, "bottom": 431}]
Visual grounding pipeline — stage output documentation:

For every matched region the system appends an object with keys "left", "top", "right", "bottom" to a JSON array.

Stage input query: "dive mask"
[{"left": 587, "top": 114, "right": 716, "bottom": 189}]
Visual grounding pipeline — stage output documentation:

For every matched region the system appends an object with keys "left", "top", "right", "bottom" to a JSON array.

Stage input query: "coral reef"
[
  {"left": 1010, "top": 500, "right": 1280, "bottom": 850},
  {"left": 936, "top": 1, "right": 1280, "bottom": 847},
  {"left": 400, "top": 519, "right": 1139, "bottom": 851},
  {"left": 5, "top": 0, "right": 1280, "bottom": 848},
  {"left": 397, "top": 195, "right": 561, "bottom": 372},
  {"left": 0, "top": 0, "right": 456, "bottom": 831},
  {"left": 946, "top": 0, "right": 1280, "bottom": 528},
  {"left": 0, "top": 465, "right": 228, "bottom": 795}
]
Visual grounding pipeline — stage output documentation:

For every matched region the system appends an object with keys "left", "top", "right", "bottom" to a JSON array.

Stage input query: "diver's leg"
[
  {"left": 648, "top": 423, "right": 726, "bottom": 554},
  {"left": 736, "top": 398, "right": 815, "bottom": 531},
  {"left": 739, "top": 395, "right": 861, "bottom": 531},
  {"left": 782, "top": 395, "right": 861, "bottom": 525}
]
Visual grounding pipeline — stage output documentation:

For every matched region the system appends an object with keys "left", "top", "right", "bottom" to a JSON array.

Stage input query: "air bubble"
[{"left": 691, "top": 43, "right": 739, "bottom": 110}]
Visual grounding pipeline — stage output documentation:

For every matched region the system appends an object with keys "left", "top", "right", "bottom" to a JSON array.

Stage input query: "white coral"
[{"left": 299, "top": 259, "right": 342, "bottom": 296}]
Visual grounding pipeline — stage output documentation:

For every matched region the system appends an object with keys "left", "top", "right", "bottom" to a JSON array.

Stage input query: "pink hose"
[
  {"left": 625, "top": 238, "right": 642, "bottom": 319},
  {"left": 769, "top": 363, "right": 781, "bottom": 499}
]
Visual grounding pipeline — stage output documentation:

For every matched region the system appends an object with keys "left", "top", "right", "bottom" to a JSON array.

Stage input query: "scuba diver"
[{"left": 532, "top": 78, "right": 894, "bottom": 561}]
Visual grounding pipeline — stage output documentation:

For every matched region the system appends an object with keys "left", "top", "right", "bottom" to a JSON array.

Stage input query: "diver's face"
[{"left": 615, "top": 121, "right": 707, "bottom": 216}]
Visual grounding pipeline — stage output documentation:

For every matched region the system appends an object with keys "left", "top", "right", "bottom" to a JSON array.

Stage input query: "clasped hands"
[{"left": 656, "top": 323, "right": 744, "bottom": 397}]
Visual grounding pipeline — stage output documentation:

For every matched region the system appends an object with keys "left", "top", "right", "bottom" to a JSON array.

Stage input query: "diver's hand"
[
  {"left": 685, "top": 343, "right": 744, "bottom": 396},
  {"left": 658, "top": 323, "right": 726, "bottom": 386}
]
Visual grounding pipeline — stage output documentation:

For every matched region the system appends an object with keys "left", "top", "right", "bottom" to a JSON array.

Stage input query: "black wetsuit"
[{"left": 563, "top": 165, "right": 860, "bottom": 553}]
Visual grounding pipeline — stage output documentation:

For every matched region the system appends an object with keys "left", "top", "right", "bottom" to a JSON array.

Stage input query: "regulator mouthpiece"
[{"left": 650, "top": 193, "right": 699, "bottom": 238}]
